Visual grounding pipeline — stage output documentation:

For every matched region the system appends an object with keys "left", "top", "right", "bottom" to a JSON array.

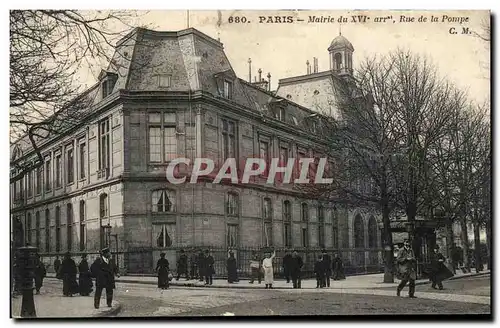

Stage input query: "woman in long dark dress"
[
  {"left": 227, "top": 251, "right": 238, "bottom": 283},
  {"left": 156, "top": 253, "right": 170, "bottom": 289},
  {"left": 332, "top": 253, "right": 346, "bottom": 280},
  {"left": 60, "top": 252, "right": 79, "bottom": 296},
  {"left": 78, "top": 253, "right": 93, "bottom": 296}
]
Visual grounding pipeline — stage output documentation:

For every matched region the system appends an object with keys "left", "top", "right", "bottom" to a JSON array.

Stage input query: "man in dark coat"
[
  {"left": 314, "top": 255, "right": 326, "bottom": 288},
  {"left": 227, "top": 251, "right": 238, "bottom": 283},
  {"left": 91, "top": 247, "right": 119, "bottom": 309},
  {"left": 78, "top": 253, "right": 93, "bottom": 296},
  {"left": 322, "top": 249, "right": 332, "bottom": 287},
  {"left": 396, "top": 240, "right": 417, "bottom": 298},
  {"left": 282, "top": 250, "right": 292, "bottom": 283},
  {"left": 34, "top": 254, "right": 46, "bottom": 295},
  {"left": 60, "top": 252, "right": 79, "bottom": 296},
  {"left": 176, "top": 249, "right": 189, "bottom": 280},
  {"left": 54, "top": 256, "right": 61, "bottom": 279},
  {"left": 197, "top": 250, "right": 206, "bottom": 282},
  {"left": 289, "top": 251, "right": 303, "bottom": 289},
  {"left": 204, "top": 250, "right": 215, "bottom": 285},
  {"left": 429, "top": 246, "right": 453, "bottom": 290},
  {"left": 332, "top": 253, "right": 345, "bottom": 280},
  {"left": 156, "top": 252, "right": 170, "bottom": 289},
  {"left": 189, "top": 248, "right": 199, "bottom": 280}
]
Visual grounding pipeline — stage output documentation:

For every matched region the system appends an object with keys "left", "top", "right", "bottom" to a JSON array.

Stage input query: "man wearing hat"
[
  {"left": 396, "top": 239, "right": 417, "bottom": 298},
  {"left": 429, "top": 246, "right": 453, "bottom": 290},
  {"left": 176, "top": 249, "right": 188, "bottom": 281},
  {"left": 321, "top": 249, "right": 332, "bottom": 287},
  {"left": 91, "top": 247, "right": 119, "bottom": 309}
]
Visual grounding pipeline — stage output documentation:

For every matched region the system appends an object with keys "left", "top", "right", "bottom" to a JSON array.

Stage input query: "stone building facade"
[{"left": 10, "top": 28, "right": 382, "bottom": 274}]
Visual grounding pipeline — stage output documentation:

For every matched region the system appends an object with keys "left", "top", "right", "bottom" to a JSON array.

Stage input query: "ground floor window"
[
  {"left": 284, "top": 223, "right": 292, "bottom": 247},
  {"left": 155, "top": 223, "right": 176, "bottom": 248},
  {"left": 227, "top": 224, "right": 238, "bottom": 247}
]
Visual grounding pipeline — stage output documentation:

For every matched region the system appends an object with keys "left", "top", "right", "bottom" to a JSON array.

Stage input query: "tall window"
[
  {"left": 155, "top": 223, "right": 176, "bottom": 248},
  {"left": 283, "top": 200, "right": 292, "bottom": 247},
  {"left": 44, "top": 157, "right": 51, "bottom": 191},
  {"left": 185, "top": 123, "right": 196, "bottom": 160},
  {"left": 55, "top": 206, "right": 61, "bottom": 252},
  {"left": 148, "top": 112, "right": 177, "bottom": 163},
  {"left": 296, "top": 149, "right": 307, "bottom": 179},
  {"left": 79, "top": 200, "right": 86, "bottom": 251},
  {"left": 301, "top": 227, "right": 309, "bottom": 248},
  {"left": 318, "top": 206, "right": 325, "bottom": 247},
  {"left": 55, "top": 153, "right": 62, "bottom": 188},
  {"left": 263, "top": 198, "right": 273, "bottom": 246},
  {"left": 259, "top": 141, "right": 270, "bottom": 175},
  {"left": 66, "top": 204, "right": 73, "bottom": 251},
  {"left": 332, "top": 208, "right": 338, "bottom": 249},
  {"left": 222, "top": 119, "right": 236, "bottom": 161},
  {"left": 45, "top": 209, "right": 50, "bottom": 252},
  {"left": 226, "top": 193, "right": 239, "bottom": 216},
  {"left": 99, "top": 118, "right": 111, "bottom": 170},
  {"left": 301, "top": 203, "right": 309, "bottom": 222},
  {"left": 35, "top": 165, "right": 42, "bottom": 195},
  {"left": 335, "top": 52, "right": 342, "bottom": 70},
  {"left": 35, "top": 211, "right": 41, "bottom": 249},
  {"left": 66, "top": 147, "right": 74, "bottom": 184},
  {"left": 26, "top": 213, "right": 32, "bottom": 245},
  {"left": 152, "top": 190, "right": 175, "bottom": 213},
  {"left": 27, "top": 170, "right": 33, "bottom": 197},
  {"left": 99, "top": 194, "right": 108, "bottom": 249},
  {"left": 263, "top": 198, "right": 272, "bottom": 220},
  {"left": 223, "top": 80, "right": 233, "bottom": 99},
  {"left": 227, "top": 224, "right": 238, "bottom": 247},
  {"left": 79, "top": 140, "right": 87, "bottom": 179}
]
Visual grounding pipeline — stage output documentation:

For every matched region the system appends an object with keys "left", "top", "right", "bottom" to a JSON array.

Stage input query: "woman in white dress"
[{"left": 262, "top": 250, "right": 276, "bottom": 289}]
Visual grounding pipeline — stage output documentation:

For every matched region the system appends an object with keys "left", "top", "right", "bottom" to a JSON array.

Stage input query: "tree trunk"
[
  {"left": 459, "top": 217, "right": 471, "bottom": 273},
  {"left": 381, "top": 199, "right": 394, "bottom": 283},
  {"left": 473, "top": 221, "right": 482, "bottom": 272},
  {"left": 445, "top": 221, "right": 455, "bottom": 274},
  {"left": 485, "top": 220, "right": 491, "bottom": 270}
]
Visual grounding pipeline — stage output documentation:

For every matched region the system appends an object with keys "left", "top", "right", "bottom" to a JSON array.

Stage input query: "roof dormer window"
[
  {"left": 223, "top": 80, "right": 233, "bottom": 99},
  {"left": 99, "top": 70, "right": 118, "bottom": 100},
  {"left": 102, "top": 80, "right": 113, "bottom": 99}
]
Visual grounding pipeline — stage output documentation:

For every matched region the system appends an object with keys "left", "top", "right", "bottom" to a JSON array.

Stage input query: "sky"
[{"left": 79, "top": 9, "right": 490, "bottom": 105}]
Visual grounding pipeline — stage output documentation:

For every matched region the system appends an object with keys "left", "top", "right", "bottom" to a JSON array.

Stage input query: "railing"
[{"left": 37, "top": 246, "right": 385, "bottom": 279}]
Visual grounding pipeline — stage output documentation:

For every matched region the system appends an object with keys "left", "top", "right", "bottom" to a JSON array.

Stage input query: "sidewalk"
[
  {"left": 11, "top": 292, "right": 121, "bottom": 318},
  {"left": 46, "top": 269, "right": 489, "bottom": 290}
]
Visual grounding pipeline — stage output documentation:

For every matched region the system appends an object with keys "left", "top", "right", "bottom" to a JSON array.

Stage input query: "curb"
[
  {"left": 414, "top": 271, "right": 490, "bottom": 286},
  {"left": 94, "top": 301, "right": 122, "bottom": 317}
]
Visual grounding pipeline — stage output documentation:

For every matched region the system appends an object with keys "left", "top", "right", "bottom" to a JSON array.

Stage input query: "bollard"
[{"left": 17, "top": 246, "right": 38, "bottom": 318}]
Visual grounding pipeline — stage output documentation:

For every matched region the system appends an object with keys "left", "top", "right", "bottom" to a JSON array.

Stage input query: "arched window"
[
  {"left": 79, "top": 200, "right": 86, "bottom": 251},
  {"left": 45, "top": 209, "right": 50, "bottom": 252},
  {"left": 152, "top": 190, "right": 175, "bottom": 213},
  {"left": 55, "top": 206, "right": 61, "bottom": 252},
  {"left": 26, "top": 213, "right": 32, "bottom": 245},
  {"left": 353, "top": 214, "right": 365, "bottom": 248},
  {"left": 35, "top": 211, "right": 40, "bottom": 249},
  {"left": 368, "top": 216, "right": 378, "bottom": 248},
  {"left": 335, "top": 52, "right": 343, "bottom": 70},
  {"left": 226, "top": 192, "right": 239, "bottom": 216},
  {"left": 283, "top": 200, "right": 292, "bottom": 247},
  {"left": 263, "top": 198, "right": 272, "bottom": 220},
  {"left": 67, "top": 203, "right": 73, "bottom": 251},
  {"left": 301, "top": 203, "right": 309, "bottom": 222}
]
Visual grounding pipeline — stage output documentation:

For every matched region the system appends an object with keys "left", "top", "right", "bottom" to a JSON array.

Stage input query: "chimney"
[
  {"left": 313, "top": 57, "right": 318, "bottom": 73},
  {"left": 306, "top": 60, "right": 310, "bottom": 74},
  {"left": 258, "top": 68, "right": 262, "bottom": 82},
  {"left": 267, "top": 72, "right": 271, "bottom": 91},
  {"left": 248, "top": 58, "right": 252, "bottom": 83},
  {"left": 254, "top": 76, "right": 257, "bottom": 82}
]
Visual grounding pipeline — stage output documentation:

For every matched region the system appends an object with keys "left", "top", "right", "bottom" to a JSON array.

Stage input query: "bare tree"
[{"left": 10, "top": 10, "right": 148, "bottom": 184}]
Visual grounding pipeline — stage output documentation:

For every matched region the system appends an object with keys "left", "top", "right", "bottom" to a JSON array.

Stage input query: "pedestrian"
[
  {"left": 91, "top": 247, "right": 120, "bottom": 309},
  {"left": 189, "top": 248, "right": 198, "bottom": 280},
  {"left": 78, "top": 253, "right": 93, "bottom": 296},
  {"left": 262, "top": 249, "right": 276, "bottom": 289},
  {"left": 204, "top": 250, "right": 215, "bottom": 285},
  {"left": 227, "top": 251, "right": 238, "bottom": 283},
  {"left": 249, "top": 252, "right": 261, "bottom": 284},
  {"left": 34, "top": 254, "right": 46, "bottom": 295},
  {"left": 197, "top": 249, "right": 206, "bottom": 282},
  {"left": 396, "top": 239, "right": 417, "bottom": 298},
  {"left": 429, "top": 246, "right": 453, "bottom": 290},
  {"left": 54, "top": 255, "right": 61, "bottom": 279},
  {"left": 176, "top": 249, "right": 189, "bottom": 280},
  {"left": 314, "top": 255, "right": 326, "bottom": 288},
  {"left": 60, "top": 252, "right": 79, "bottom": 296},
  {"left": 156, "top": 252, "right": 170, "bottom": 289},
  {"left": 322, "top": 249, "right": 332, "bottom": 287},
  {"left": 282, "top": 249, "right": 292, "bottom": 283},
  {"left": 332, "top": 253, "right": 345, "bottom": 280},
  {"left": 290, "top": 250, "right": 303, "bottom": 289}
]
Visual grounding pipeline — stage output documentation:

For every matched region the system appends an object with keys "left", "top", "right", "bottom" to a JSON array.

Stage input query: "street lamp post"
[{"left": 17, "top": 246, "right": 38, "bottom": 318}]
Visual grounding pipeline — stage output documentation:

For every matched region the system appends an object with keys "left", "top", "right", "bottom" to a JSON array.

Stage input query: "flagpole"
[{"left": 187, "top": 10, "right": 190, "bottom": 28}]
